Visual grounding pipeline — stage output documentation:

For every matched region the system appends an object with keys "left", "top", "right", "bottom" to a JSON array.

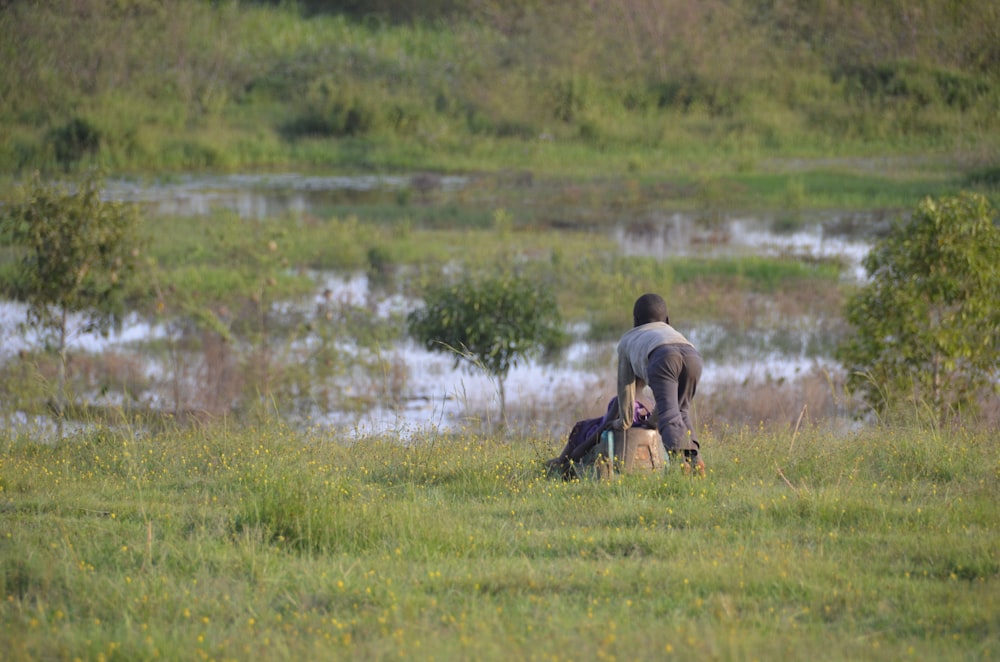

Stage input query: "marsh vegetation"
[
  {"left": 2, "top": 171, "right": 876, "bottom": 436},
  {"left": 1, "top": 3, "right": 999, "bottom": 659}
]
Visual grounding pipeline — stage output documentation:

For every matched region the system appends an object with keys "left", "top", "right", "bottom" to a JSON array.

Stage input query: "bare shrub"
[
  {"left": 698, "top": 366, "right": 850, "bottom": 431},
  {"left": 195, "top": 330, "right": 241, "bottom": 417},
  {"left": 70, "top": 351, "right": 150, "bottom": 401}
]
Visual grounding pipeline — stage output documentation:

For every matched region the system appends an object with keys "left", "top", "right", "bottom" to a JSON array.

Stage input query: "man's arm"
[{"left": 617, "top": 347, "right": 636, "bottom": 432}]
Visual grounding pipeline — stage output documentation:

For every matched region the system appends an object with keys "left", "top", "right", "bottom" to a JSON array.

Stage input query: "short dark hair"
[{"left": 633, "top": 293, "right": 669, "bottom": 326}]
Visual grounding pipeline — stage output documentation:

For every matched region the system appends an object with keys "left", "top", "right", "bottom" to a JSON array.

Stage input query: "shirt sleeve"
[{"left": 617, "top": 344, "right": 636, "bottom": 432}]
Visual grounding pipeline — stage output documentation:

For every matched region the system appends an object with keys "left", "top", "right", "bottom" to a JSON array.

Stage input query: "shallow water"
[
  {"left": 615, "top": 211, "right": 872, "bottom": 281},
  {"left": 2, "top": 173, "right": 876, "bottom": 437},
  {"left": 0, "top": 272, "right": 842, "bottom": 438},
  {"left": 105, "top": 173, "right": 469, "bottom": 218},
  {"left": 106, "top": 173, "right": 873, "bottom": 281}
]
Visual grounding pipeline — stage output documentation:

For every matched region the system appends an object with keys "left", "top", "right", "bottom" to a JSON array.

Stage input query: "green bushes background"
[{"left": 2, "top": 0, "right": 997, "bottom": 175}]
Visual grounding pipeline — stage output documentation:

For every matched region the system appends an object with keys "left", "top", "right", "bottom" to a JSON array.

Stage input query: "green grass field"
[
  {"left": 2, "top": 4, "right": 998, "bottom": 657},
  {"left": 2, "top": 421, "right": 996, "bottom": 660}
]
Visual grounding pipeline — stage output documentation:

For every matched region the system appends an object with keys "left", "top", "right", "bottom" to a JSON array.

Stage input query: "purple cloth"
[{"left": 563, "top": 397, "right": 651, "bottom": 462}]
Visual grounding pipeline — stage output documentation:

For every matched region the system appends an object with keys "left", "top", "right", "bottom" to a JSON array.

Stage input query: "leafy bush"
[
  {"left": 407, "top": 271, "right": 565, "bottom": 422},
  {"left": 838, "top": 192, "right": 1000, "bottom": 422},
  {"left": 0, "top": 171, "right": 146, "bottom": 416},
  {"left": 964, "top": 165, "right": 1000, "bottom": 190},
  {"left": 47, "top": 117, "right": 102, "bottom": 169},
  {"left": 835, "top": 60, "right": 994, "bottom": 112}
]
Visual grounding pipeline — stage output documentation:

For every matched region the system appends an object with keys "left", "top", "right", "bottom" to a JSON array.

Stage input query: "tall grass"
[{"left": 1, "top": 420, "right": 996, "bottom": 660}]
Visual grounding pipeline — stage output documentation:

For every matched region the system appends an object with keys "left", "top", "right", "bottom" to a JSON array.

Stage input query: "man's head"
[{"left": 632, "top": 293, "right": 669, "bottom": 327}]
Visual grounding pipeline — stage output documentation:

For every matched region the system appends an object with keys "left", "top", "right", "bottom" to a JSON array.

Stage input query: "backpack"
[{"left": 562, "top": 396, "right": 653, "bottom": 464}]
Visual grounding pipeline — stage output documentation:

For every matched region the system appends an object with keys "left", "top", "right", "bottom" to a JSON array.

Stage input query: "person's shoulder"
[
  {"left": 619, "top": 325, "right": 643, "bottom": 340},
  {"left": 616, "top": 326, "right": 638, "bottom": 350},
  {"left": 635, "top": 322, "right": 668, "bottom": 334}
]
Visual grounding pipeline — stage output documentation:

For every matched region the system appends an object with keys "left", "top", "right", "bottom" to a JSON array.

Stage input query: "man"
[{"left": 614, "top": 293, "right": 705, "bottom": 475}]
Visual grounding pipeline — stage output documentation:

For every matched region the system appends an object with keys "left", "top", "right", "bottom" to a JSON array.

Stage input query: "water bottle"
[{"left": 600, "top": 429, "right": 615, "bottom": 476}]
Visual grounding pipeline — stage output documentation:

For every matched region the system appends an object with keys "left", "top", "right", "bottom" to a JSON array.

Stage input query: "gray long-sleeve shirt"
[{"left": 616, "top": 322, "right": 693, "bottom": 430}]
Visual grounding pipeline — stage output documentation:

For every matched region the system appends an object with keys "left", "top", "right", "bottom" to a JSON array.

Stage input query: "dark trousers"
[{"left": 646, "top": 344, "right": 702, "bottom": 457}]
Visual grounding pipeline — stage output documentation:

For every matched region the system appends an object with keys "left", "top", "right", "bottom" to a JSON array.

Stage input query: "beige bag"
[{"left": 579, "top": 428, "right": 667, "bottom": 480}]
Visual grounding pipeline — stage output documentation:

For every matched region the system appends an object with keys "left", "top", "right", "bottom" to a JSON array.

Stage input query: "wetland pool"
[{"left": 2, "top": 173, "right": 880, "bottom": 436}]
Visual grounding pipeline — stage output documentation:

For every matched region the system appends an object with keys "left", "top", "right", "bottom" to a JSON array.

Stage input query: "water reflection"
[
  {"left": 1, "top": 173, "right": 879, "bottom": 436},
  {"left": 0, "top": 271, "right": 846, "bottom": 438},
  {"left": 615, "top": 211, "right": 871, "bottom": 281},
  {"left": 105, "top": 173, "right": 469, "bottom": 218},
  {"left": 106, "top": 173, "right": 873, "bottom": 282}
]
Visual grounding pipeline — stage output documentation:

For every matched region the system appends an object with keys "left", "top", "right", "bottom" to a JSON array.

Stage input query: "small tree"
[
  {"left": 837, "top": 192, "right": 1000, "bottom": 423},
  {"left": 407, "top": 271, "right": 563, "bottom": 424},
  {"left": 1, "top": 171, "right": 145, "bottom": 419}
]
